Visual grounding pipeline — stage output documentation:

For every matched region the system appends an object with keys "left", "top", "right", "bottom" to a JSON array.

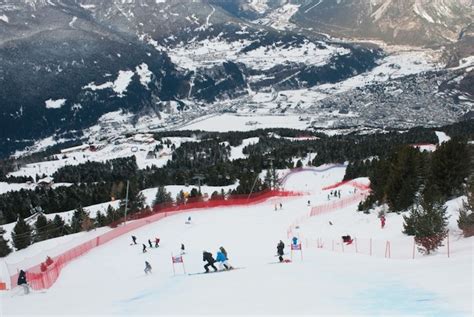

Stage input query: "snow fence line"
[
  {"left": 302, "top": 234, "right": 453, "bottom": 260},
  {"left": 287, "top": 189, "right": 370, "bottom": 238},
  {"left": 6, "top": 189, "right": 304, "bottom": 291}
]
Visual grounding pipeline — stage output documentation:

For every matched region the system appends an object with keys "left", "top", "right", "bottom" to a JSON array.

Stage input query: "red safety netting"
[
  {"left": 310, "top": 192, "right": 369, "bottom": 217},
  {"left": 8, "top": 189, "right": 303, "bottom": 290},
  {"left": 321, "top": 179, "right": 371, "bottom": 191}
]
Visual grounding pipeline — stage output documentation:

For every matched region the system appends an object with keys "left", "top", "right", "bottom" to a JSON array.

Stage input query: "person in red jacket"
[{"left": 380, "top": 215, "right": 386, "bottom": 229}]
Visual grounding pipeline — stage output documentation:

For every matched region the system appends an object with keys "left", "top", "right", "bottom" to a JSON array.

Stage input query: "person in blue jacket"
[
  {"left": 216, "top": 247, "right": 233, "bottom": 270},
  {"left": 292, "top": 236, "right": 298, "bottom": 246}
]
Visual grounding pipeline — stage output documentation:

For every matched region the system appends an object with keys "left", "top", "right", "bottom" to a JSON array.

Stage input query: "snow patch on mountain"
[
  {"left": 248, "top": 0, "right": 269, "bottom": 14},
  {"left": 168, "top": 38, "right": 349, "bottom": 71},
  {"left": 255, "top": 3, "right": 300, "bottom": 30},
  {"left": 45, "top": 98, "right": 66, "bottom": 109},
  {"left": 83, "top": 70, "right": 134, "bottom": 97},
  {"left": 135, "top": 63, "right": 152, "bottom": 88},
  {"left": 0, "top": 14, "right": 9, "bottom": 23}
]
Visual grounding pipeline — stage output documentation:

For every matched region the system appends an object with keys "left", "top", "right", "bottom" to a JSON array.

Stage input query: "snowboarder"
[
  {"left": 148, "top": 239, "right": 153, "bottom": 248},
  {"left": 155, "top": 238, "right": 160, "bottom": 248},
  {"left": 144, "top": 261, "right": 152, "bottom": 274},
  {"left": 202, "top": 251, "right": 218, "bottom": 273},
  {"left": 292, "top": 236, "right": 298, "bottom": 246},
  {"left": 142, "top": 244, "right": 147, "bottom": 253},
  {"left": 380, "top": 215, "right": 386, "bottom": 229},
  {"left": 17, "top": 270, "right": 29, "bottom": 294},
  {"left": 131, "top": 236, "right": 137, "bottom": 245},
  {"left": 277, "top": 240, "right": 285, "bottom": 262}
]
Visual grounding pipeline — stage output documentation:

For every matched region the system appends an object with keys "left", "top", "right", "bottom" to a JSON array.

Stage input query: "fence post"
[
  {"left": 355, "top": 238, "right": 358, "bottom": 253},
  {"left": 447, "top": 231, "right": 450, "bottom": 258}
]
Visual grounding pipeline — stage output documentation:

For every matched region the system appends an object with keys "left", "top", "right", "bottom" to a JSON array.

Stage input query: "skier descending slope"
[
  {"left": 202, "top": 251, "right": 218, "bottom": 273},
  {"left": 216, "top": 247, "right": 234, "bottom": 270},
  {"left": 144, "top": 261, "right": 152, "bottom": 274},
  {"left": 277, "top": 240, "right": 285, "bottom": 262},
  {"left": 17, "top": 270, "right": 29, "bottom": 295}
]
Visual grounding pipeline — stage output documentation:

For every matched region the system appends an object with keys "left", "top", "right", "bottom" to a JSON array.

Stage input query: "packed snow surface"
[{"left": 1, "top": 166, "right": 472, "bottom": 316}]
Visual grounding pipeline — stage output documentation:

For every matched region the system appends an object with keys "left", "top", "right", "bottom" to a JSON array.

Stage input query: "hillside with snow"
[{"left": 1, "top": 164, "right": 472, "bottom": 316}]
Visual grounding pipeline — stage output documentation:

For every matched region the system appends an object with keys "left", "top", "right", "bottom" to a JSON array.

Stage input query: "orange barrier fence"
[
  {"left": 7, "top": 189, "right": 303, "bottom": 291},
  {"left": 310, "top": 192, "right": 369, "bottom": 217}
]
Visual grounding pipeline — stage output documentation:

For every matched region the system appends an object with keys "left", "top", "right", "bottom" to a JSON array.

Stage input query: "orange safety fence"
[
  {"left": 7, "top": 189, "right": 303, "bottom": 291},
  {"left": 310, "top": 192, "right": 369, "bottom": 217}
]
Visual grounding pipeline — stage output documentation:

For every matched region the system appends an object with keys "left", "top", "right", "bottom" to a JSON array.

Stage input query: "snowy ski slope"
[{"left": 1, "top": 166, "right": 472, "bottom": 316}]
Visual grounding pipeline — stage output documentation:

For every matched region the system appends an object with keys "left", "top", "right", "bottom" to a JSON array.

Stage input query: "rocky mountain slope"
[{"left": 0, "top": 0, "right": 472, "bottom": 158}]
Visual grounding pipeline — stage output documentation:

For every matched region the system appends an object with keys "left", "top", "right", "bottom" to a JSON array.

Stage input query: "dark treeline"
[
  {"left": 0, "top": 122, "right": 471, "bottom": 226},
  {"left": 357, "top": 137, "right": 471, "bottom": 213}
]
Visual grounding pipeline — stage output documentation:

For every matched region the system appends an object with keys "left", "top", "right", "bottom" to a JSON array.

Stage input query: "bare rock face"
[{"left": 285, "top": 0, "right": 473, "bottom": 46}]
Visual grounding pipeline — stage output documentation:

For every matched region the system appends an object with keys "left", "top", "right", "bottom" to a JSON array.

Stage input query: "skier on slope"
[
  {"left": 202, "top": 251, "right": 218, "bottom": 273},
  {"left": 142, "top": 244, "right": 147, "bottom": 253},
  {"left": 277, "top": 240, "right": 285, "bottom": 263},
  {"left": 17, "top": 270, "right": 29, "bottom": 294},
  {"left": 155, "top": 238, "right": 160, "bottom": 248},
  {"left": 180, "top": 243, "right": 185, "bottom": 254},
  {"left": 380, "top": 215, "right": 386, "bottom": 229},
  {"left": 217, "top": 246, "right": 233, "bottom": 270},
  {"left": 292, "top": 236, "right": 299, "bottom": 246},
  {"left": 131, "top": 236, "right": 137, "bottom": 245},
  {"left": 144, "top": 261, "right": 152, "bottom": 274},
  {"left": 148, "top": 239, "right": 153, "bottom": 248}
]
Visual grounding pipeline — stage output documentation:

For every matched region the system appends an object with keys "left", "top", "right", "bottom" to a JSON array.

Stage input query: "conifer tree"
[
  {"left": 0, "top": 227, "right": 12, "bottom": 257},
  {"left": 81, "top": 212, "right": 94, "bottom": 231},
  {"left": 105, "top": 205, "right": 117, "bottom": 224},
  {"left": 153, "top": 186, "right": 173, "bottom": 206},
  {"left": 458, "top": 182, "right": 474, "bottom": 237},
  {"left": 70, "top": 206, "right": 87, "bottom": 233},
  {"left": 403, "top": 195, "right": 448, "bottom": 255},
  {"left": 34, "top": 214, "right": 50, "bottom": 242},
  {"left": 50, "top": 214, "right": 68, "bottom": 238},
  {"left": 12, "top": 217, "right": 32, "bottom": 250},
  {"left": 95, "top": 211, "right": 108, "bottom": 227}
]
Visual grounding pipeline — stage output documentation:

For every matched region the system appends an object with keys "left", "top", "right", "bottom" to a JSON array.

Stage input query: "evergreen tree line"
[
  {"left": 351, "top": 137, "right": 472, "bottom": 254},
  {"left": 358, "top": 137, "right": 470, "bottom": 213}
]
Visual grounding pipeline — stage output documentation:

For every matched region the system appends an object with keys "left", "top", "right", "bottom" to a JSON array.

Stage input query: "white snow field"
[{"left": 1, "top": 167, "right": 472, "bottom": 316}]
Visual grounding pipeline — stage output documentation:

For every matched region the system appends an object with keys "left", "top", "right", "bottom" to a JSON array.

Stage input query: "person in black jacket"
[
  {"left": 202, "top": 251, "right": 218, "bottom": 273},
  {"left": 277, "top": 240, "right": 285, "bottom": 262},
  {"left": 17, "top": 270, "right": 29, "bottom": 294}
]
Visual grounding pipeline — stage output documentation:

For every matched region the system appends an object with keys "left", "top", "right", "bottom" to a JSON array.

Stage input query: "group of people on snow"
[{"left": 202, "top": 246, "right": 233, "bottom": 273}]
